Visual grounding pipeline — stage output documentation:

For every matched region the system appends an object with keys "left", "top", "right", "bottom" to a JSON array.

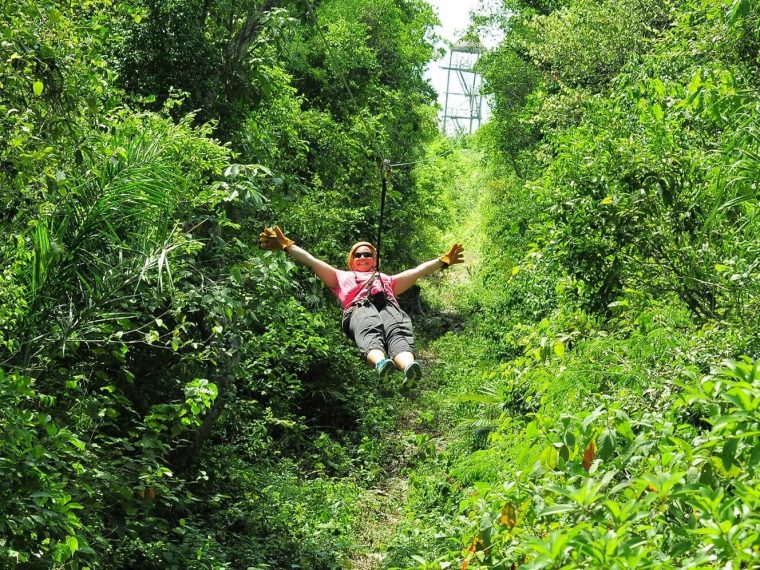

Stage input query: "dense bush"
[
  {"left": 445, "top": 357, "right": 760, "bottom": 569},
  {"left": 384, "top": 1, "right": 760, "bottom": 568},
  {"left": 1, "top": 0, "right": 442, "bottom": 566},
  {"left": 3, "top": 0, "right": 759, "bottom": 567}
]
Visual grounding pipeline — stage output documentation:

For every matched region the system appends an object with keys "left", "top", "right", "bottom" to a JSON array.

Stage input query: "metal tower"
[{"left": 441, "top": 41, "right": 483, "bottom": 135}]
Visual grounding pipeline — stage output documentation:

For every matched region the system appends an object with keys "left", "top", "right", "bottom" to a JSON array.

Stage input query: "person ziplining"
[{"left": 259, "top": 226, "right": 464, "bottom": 390}]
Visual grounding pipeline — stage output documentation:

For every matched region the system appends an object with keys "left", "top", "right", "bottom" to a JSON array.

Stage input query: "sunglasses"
[{"left": 353, "top": 251, "right": 374, "bottom": 259}]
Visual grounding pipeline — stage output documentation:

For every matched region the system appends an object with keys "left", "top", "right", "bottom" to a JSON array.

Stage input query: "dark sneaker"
[
  {"left": 401, "top": 361, "right": 422, "bottom": 392},
  {"left": 376, "top": 358, "right": 395, "bottom": 381}
]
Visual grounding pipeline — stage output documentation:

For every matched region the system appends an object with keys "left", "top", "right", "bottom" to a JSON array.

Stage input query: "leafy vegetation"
[
  {"left": 2, "top": 0, "right": 759, "bottom": 568},
  {"left": 383, "top": 0, "right": 760, "bottom": 568},
  {"left": 1, "top": 0, "right": 441, "bottom": 567}
]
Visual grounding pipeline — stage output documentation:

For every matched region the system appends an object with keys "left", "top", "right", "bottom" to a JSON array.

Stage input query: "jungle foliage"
[
  {"left": 0, "top": 0, "right": 441, "bottom": 567},
  {"left": 3, "top": 0, "right": 760, "bottom": 568},
  {"left": 385, "top": 0, "right": 760, "bottom": 568}
]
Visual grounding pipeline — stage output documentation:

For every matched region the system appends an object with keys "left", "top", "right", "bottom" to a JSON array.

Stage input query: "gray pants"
[{"left": 342, "top": 295, "right": 415, "bottom": 359}]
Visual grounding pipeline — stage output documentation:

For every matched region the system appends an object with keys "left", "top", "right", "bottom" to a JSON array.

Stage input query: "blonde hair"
[{"left": 347, "top": 241, "right": 377, "bottom": 270}]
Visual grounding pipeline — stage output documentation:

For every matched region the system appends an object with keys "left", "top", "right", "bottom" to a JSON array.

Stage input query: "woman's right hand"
[{"left": 259, "top": 226, "right": 295, "bottom": 251}]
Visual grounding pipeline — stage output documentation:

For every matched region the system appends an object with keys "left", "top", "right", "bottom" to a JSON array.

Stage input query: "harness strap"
[
  {"left": 348, "top": 271, "right": 379, "bottom": 309},
  {"left": 346, "top": 271, "right": 397, "bottom": 311}
]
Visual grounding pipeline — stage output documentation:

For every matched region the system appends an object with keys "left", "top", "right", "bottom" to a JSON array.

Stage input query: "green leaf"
[
  {"left": 652, "top": 104, "right": 664, "bottom": 122},
  {"left": 687, "top": 71, "right": 702, "bottom": 96},
  {"left": 615, "top": 420, "right": 635, "bottom": 441},
  {"left": 564, "top": 431, "right": 576, "bottom": 451},
  {"left": 540, "top": 445, "right": 558, "bottom": 469},
  {"left": 66, "top": 536, "right": 78, "bottom": 555},
  {"left": 33, "top": 81, "right": 44, "bottom": 96},
  {"left": 582, "top": 408, "right": 604, "bottom": 430},
  {"left": 652, "top": 78, "right": 665, "bottom": 97},
  {"left": 539, "top": 503, "right": 575, "bottom": 516},
  {"left": 729, "top": 0, "right": 750, "bottom": 25},
  {"left": 748, "top": 444, "right": 760, "bottom": 474},
  {"left": 525, "top": 421, "right": 539, "bottom": 440},
  {"left": 721, "top": 437, "right": 739, "bottom": 472},
  {"left": 598, "top": 429, "right": 616, "bottom": 461}
]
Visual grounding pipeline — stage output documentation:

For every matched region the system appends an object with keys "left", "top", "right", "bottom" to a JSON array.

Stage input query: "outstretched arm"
[
  {"left": 393, "top": 243, "right": 464, "bottom": 296},
  {"left": 260, "top": 226, "right": 339, "bottom": 289},
  {"left": 393, "top": 258, "right": 446, "bottom": 296},
  {"left": 284, "top": 244, "right": 339, "bottom": 289}
]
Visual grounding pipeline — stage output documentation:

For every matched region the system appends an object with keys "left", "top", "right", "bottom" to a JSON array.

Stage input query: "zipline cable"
[
  {"left": 376, "top": 160, "right": 391, "bottom": 269},
  {"left": 388, "top": 139, "right": 461, "bottom": 168}
]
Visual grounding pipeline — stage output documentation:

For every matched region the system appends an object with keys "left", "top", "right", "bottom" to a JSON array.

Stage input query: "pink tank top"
[{"left": 330, "top": 270, "right": 398, "bottom": 310}]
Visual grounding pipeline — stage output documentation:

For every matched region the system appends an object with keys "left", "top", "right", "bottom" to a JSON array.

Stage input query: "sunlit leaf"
[
  {"left": 539, "top": 503, "right": 575, "bottom": 516},
  {"left": 499, "top": 502, "right": 517, "bottom": 529}
]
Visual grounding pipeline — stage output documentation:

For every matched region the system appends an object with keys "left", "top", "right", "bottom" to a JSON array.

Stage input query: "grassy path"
[
  {"left": 345, "top": 147, "right": 489, "bottom": 568},
  {"left": 347, "top": 350, "right": 446, "bottom": 569},
  {"left": 348, "top": 460, "right": 408, "bottom": 568}
]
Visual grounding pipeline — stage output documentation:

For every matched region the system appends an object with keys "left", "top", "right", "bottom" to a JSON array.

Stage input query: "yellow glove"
[
  {"left": 439, "top": 243, "right": 464, "bottom": 268},
  {"left": 259, "top": 225, "right": 294, "bottom": 251}
]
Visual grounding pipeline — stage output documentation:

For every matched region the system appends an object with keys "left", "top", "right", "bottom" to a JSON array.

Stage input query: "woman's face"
[{"left": 352, "top": 246, "right": 376, "bottom": 272}]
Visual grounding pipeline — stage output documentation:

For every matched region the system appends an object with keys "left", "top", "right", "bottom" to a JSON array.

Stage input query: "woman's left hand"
[{"left": 439, "top": 243, "right": 464, "bottom": 267}]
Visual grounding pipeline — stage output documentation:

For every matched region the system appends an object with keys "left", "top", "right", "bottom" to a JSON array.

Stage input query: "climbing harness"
[{"left": 348, "top": 270, "right": 393, "bottom": 311}]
